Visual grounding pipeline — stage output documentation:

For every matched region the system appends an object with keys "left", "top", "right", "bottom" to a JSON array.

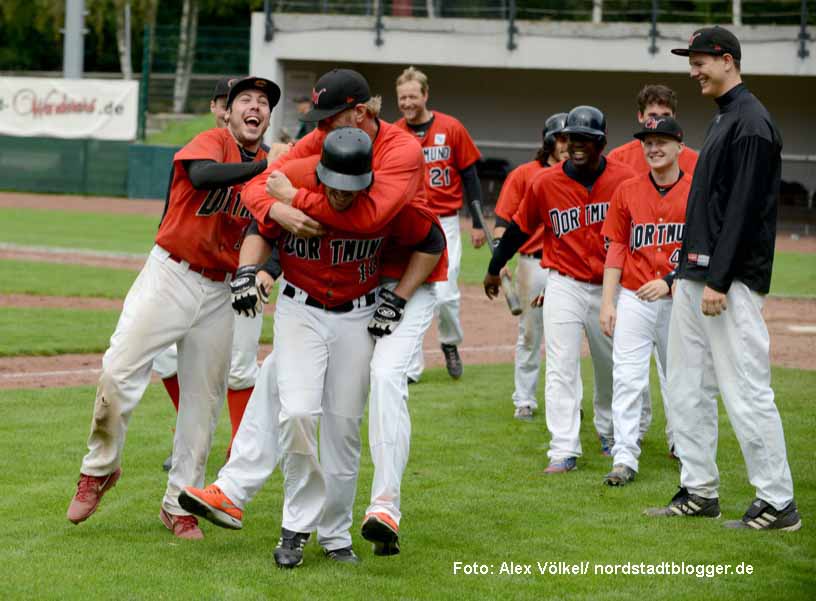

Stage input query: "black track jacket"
[{"left": 677, "top": 83, "right": 782, "bottom": 294}]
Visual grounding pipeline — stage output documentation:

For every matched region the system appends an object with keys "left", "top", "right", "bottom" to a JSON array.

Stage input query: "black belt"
[
  {"left": 522, "top": 251, "right": 543, "bottom": 259},
  {"left": 283, "top": 284, "right": 375, "bottom": 313}
]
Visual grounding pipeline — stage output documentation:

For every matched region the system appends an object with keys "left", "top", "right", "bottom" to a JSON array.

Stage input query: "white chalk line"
[
  {"left": 0, "top": 242, "right": 147, "bottom": 260},
  {"left": 787, "top": 324, "right": 816, "bottom": 334}
]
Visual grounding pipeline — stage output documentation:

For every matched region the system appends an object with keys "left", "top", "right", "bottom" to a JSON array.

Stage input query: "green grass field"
[
  {"left": 0, "top": 363, "right": 813, "bottom": 600},
  {"left": 145, "top": 114, "right": 212, "bottom": 147}
]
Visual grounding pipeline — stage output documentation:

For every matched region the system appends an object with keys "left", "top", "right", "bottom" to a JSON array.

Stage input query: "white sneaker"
[{"left": 513, "top": 406, "right": 534, "bottom": 421}]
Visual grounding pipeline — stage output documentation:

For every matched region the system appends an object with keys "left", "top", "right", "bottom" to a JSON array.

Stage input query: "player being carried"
[
  {"left": 599, "top": 116, "right": 691, "bottom": 486},
  {"left": 395, "top": 66, "right": 485, "bottom": 381},
  {"left": 66, "top": 77, "right": 280, "bottom": 540}
]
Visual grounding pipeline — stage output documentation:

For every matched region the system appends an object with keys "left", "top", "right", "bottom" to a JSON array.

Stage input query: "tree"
[{"left": 172, "top": 0, "right": 199, "bottom": 113}]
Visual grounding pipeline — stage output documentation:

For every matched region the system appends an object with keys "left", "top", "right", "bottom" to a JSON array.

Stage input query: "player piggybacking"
[
  {"left": 66, "top": 77, "right": 280, "bottom": 539},
  {"left": 395, "top": 66, "right": 483, "bottom": 381},
  {"left": 599, "top": 116, "right": 691, "bottom": 486}
]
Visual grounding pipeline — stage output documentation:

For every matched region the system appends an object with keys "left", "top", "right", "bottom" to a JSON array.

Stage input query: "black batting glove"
[
  {"left": 368, "top": 288, "right": 407, "bottom": 338},
  {"left": 231, "top": 264, "right": 261, "bottom": 317}
]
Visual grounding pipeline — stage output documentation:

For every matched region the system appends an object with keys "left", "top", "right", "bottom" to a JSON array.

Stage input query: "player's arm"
[
  {"left": 231, "top": 221, "right": 281, "bottom": 317},
  {"left": 459, "top": 163, "right": 486, "bottom": 248},
  {"left": 598, "top": 187, "right": 631, "bottom": 336},
  {"left": 493, "top": 166, "right": 524, "bottom": 241},
  {"left": 185, "top": 159, "right": 268, "bottom": 190},
  {"left": 289, "top": 140, "right": 425, "bottom": 233}
]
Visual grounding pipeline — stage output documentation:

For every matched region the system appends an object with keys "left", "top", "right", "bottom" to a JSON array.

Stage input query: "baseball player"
[
  {"left": 395, "top": 66, "right": 484, "bottom": 381},
  {"left": 66, "top": 76, "right": 280, "bottom": 540},
  {"left": 646, "top": 27, "right": 801, "bottom": 530},
  {"left": 179, "top": 70, "right": 443, "bottom": 558},
  {"left": 608, "top": 84, "right": 699, "bottom": 175},
  {"left": 599, "top": 116, "right": 691, "bottom": 486},
  {"left": 154, "top": 76, "right": 280, "bottom": 472},
  {"left": 493, "top": 112, "right": 568, "bottom": 421},
  {"left": 181, "top": 128, "right": 442, "bottom": 567},
  {"left": 484, "top": 106, "right": 636, "bottom": 473}
]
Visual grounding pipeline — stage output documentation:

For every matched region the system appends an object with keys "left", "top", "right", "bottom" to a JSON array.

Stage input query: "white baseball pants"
[
  {"left": 367, "top": 281, "right": 436, "bottom": 524},
  {"left": 667, "top": 279, "right": 795, "bottom": 510},
  {"left": 610, "top": 289, "right": 673, "bottom": 472},
  {"left": 542, "top": 272, "right": 614, "bottom": 461},
  {"left": 512, "top": 255, "right": 550, "bottom": 410},
  {"left": 274, "top": 285, "right": 376, "bottom": 551},
  {"left": 80, "top": 245, "right": 233, "bottom": 515}
]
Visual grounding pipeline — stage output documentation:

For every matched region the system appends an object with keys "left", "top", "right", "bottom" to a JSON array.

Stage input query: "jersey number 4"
[
  {"left": 429, "top": 166, "right": 451, "bottom": 188},
  {"left": 670, "top": 248, "right": 680, "bottom": 265}
]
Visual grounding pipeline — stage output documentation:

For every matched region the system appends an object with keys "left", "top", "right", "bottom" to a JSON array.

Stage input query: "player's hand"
[
  {"left": 471, "top": 228, "right": 487, "bottom": 249},
  {"left": 268, "top": 142, "right": 293, "bottom": 160},
  {"left": 231, "top": 265, "right": 262, "bottom": 317},
  {"left": 265, "top": 170, "right": 297, "bottom": 204},
  {"left": 499, "top": 266, "right": 512, "bottom": 281},
  {"left": 531, "top": 290, "right": 545, "bottom": 307},
  {"left": 484, "top": 273, "right": 501, "bottom": 299},
  {"left": 636, "top": 279, "right": 670, "bottom": 302},
  {"left": 269, "top": 203, "right": 326, "bottom": 238},
  {"left": 701, "top": 285, "right": 727, "bottom": 316},
  {"left": 368, "top": 288, "right": 407, "bottom": 338},
  {"left": 599, "top": 301, "right": 617, "bottom": 337},
  {"left": 255, "top": 270, "right": 277, "bottom": 305}
]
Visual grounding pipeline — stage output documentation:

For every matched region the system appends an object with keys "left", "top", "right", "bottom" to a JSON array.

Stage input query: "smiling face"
[
  {"left": 567, "top": 133, "right": 604, "bottom": 169},
  {"left": 227, "top": 89, "right": 271, "bottom": 150},
  {"left": 396, "top": 80, "right": 429, "bottom": 124},
  {"left": 642, "top": 134, "right": 682, "bottom": 171},
  {"left": 688, "top": 52, "right": 733, "bottom": 98}
]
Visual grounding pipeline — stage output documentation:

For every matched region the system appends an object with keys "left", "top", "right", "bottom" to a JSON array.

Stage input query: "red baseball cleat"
[
  {"left": 67, "top": 468, "right": 122, "bottom": 524},
  {"left": 160, "top": 508, "right": 204, "bottom": 540}
]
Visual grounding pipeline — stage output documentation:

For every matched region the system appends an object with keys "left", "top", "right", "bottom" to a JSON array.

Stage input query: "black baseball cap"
[
  {"left": 300, "top": 69, "right": 371, "bottom": 123},
  {"left": 212, "top": 76, "right": 240, "bottom": 100},
  {"left": 671, "top": 26, "right": 741, "bottom": 60},
  {"left": 226, "top": 76, "right": 281, "bottom": 109},
  {"left": 634, "top": 116, "right": 684, "bottom": 142}
]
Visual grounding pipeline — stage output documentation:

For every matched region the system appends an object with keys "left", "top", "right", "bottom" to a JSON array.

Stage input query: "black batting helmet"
[
  {"left": 562, "top": 106, "right": 607, "bottom": 142},
  {"left": 542, "top": 112, "right": 568, "bottom": 147},
  {"left": 317, "top": 127, "right": 373, "bottom": 192}
]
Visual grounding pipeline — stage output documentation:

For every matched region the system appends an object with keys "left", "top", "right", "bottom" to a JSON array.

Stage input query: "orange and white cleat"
[
  {"left": 361, "top": 512, "right": 400, "bottom": 556},
  {"left": 178, "top": 484, "right": 243, "bottom": 530}
]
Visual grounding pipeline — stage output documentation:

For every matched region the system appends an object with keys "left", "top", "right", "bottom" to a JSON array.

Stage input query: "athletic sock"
[
  {"left": 162, "top": 375, "right": 180, "bottom": 413},
  {"left": 227, "top": 386, "right": 253, "bottom": 453}
]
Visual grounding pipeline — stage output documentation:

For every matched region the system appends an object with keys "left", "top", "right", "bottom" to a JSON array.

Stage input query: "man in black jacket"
[{"left": 645, "top": 27, "right": 801, "bottom": 531}]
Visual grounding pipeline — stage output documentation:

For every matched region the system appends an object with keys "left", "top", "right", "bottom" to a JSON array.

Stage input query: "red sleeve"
[
  {"left": 279, "top": 156, "right": 321, "bottom": 190},
  {"left": 291, "top": 134, "right": 425, "bottom": 234},
  {"left": 174, "top": 129, "right": 229, "bottom": 163},
  {"left": 452, "top": 119, "right": 481, "bottom": 171},
  {"left": 241, "top": 130, "right": 326, "bottom": 226},
  {"left": 600, "top": 184, "right": 631, "bottom": 245},
  {"left": 605, "top": 242, "right": 627, "bottom": 269},
  {"left": 388, "top": 201, "right": 435, "bottom": 247},
  {"left": 513, "top": 172, "right": 546, "bottom": 235},
  {"left": 494, "top": 165, "right": 526, "bottom": 222}
]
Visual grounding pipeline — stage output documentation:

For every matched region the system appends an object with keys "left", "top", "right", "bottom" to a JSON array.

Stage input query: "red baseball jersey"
[
  {"left": 514, "top": 159, "right": 637, "bottom": 284},
  {"left": 394, "top": 111, "right": 481, "bottom": 215},
  {"left": 608, "top": 139, "right": 698, "bottom": 175},
  {"left": 601, "top": 172, "right": 691, "bottom": 291},
  {"left": 494, "top": 160, "right": 548, "bottom": 256},
  {"left": 156, "top": 128, "right": 267, "bottom": 272},
  {"left": 257, "top": 156, "right": 442, "bottom": 305},
  {"left": 243, "top": 119, "right": 425, "bottom": 234}
]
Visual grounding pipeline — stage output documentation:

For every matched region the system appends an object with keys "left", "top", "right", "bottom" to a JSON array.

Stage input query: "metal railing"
[{"left": 262, "top": 0, "right": 813, "bottom": 58}]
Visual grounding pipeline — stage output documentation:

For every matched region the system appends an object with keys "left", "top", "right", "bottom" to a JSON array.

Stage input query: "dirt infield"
[{"left": 2, "top": 191, "right": 815, "bottom": 389}]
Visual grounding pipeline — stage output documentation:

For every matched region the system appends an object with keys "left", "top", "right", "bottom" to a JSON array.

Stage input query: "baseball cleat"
[
  {"left": 324, "top": 546, "right": 361, "bottom": 564},
  {"left": 604, "top": 464, "right": 636, "bottom": 486},
  {"left": 162, "top": 453, "right": 172, "bottom": 472},
  {"left": 598, "top": 434, "right": 614, "bottom": 457},
  {"left": 723, "top": 498, "right": 802, "bottom": 531},
  {"left": 361, "top": 512, "right": 400, "bottom": 556},
  {"left": 644, "top": 487, "right": 721, "bottom": 518},
  {"left": 274, "top": 528, "right": 311, "bottom": 568},
  {"left": 441, "top": 344, "right": 463, "bottom": 379},
  {"left": 159, "top": 508, "right": 203, "bottom": 540},
  {"left": 67, "top": 468, "right": 122, "bottom": 524},
  {"left": 407, "top": 376, "right": 418, "bottom": 385},
  {"left": 178, "top": 484, "right": 243, "bottom": 530},
  {"left": 544, "top": 457, "right": 577, "bottom": 474},
  {"left": 513, "top": 406, "right": 534, "bottom": 421}
]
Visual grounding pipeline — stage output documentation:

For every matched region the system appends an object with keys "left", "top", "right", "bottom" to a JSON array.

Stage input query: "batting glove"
[
  {"left": 368, "top": 288, "right": 407, "bottom": 338},
  {"left": 231, "top": 265, "right": 262, "bottom": 318}
]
